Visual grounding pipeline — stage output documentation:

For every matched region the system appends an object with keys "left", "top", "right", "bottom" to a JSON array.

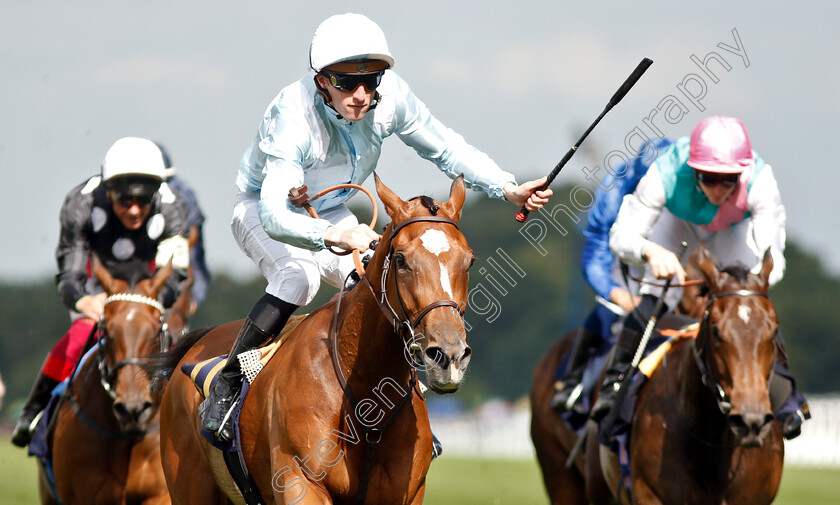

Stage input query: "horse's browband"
[
  {"left": 390, "top": 215, "right": 458, "bottom": 238},
  {"left": 703, "top": 289, "right": 768, "bottom": 313},
  {"left": 104, "top": 293, "right": 165, "bottom": 314}
]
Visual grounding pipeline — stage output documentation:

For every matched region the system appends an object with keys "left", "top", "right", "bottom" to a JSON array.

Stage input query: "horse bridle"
[
  {"left": 691, "top": 289, "right": 773, "bottom": 416},
  {"left": 97, "top": 293, "right": 165, "bottom": 400},
  {"left": 330, "top": 215, "right": 465, "bottom": 505},
  {"left": 362, "top": 216, "right": 466, "bottom": 362}
]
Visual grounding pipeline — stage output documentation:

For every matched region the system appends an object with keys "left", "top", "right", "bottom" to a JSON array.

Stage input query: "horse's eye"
[
  {"left": 711, "top": 326, "right": 722, "bottom": 342},
  {"left": 394, "top": 253, "right": 409, "bottom": 270}
]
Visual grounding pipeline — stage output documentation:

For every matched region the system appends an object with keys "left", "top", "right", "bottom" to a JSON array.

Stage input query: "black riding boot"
[
  {"left": 551, "top": 327, "right": 601, "bottom": 414},
  {"left": 769, "top": 362, "right": 810, "bottom": 440},
  {"left": 589, "top": 327, "right": 642, "bottom": 423},
  {"left": 199, "top": 294, "right": 297, "bottom": 442},
  {"left": 11, "top": 371, "right": 60, "bottom": 447}
]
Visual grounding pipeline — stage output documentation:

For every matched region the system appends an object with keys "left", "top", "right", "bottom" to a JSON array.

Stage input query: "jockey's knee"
[{"left": 266, "top": 263, "right": 320, "bottom": 307}]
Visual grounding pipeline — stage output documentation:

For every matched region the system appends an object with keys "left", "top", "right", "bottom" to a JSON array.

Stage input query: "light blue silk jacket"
[{"left": 235, "top": 70, "right": 516, "bottom": 250}]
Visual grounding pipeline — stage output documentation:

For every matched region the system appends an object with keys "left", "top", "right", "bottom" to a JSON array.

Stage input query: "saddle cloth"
[{"left": 180, "top": 314, "right": 306, "bottom": 398}]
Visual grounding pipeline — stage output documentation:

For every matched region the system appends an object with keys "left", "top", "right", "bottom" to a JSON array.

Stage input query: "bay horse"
[
  {"left": 530, "top": 246, "right": 783, "bottom": 504},
  {"left": 40, "top": 259, "right": 174, "bottom": 505},
  {"left": 157, "top": 174, "right": 472, "bottom": 504}
]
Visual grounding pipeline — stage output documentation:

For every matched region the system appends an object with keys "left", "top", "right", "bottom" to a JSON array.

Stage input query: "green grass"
[{"left": 1, "top": 438, "right": 838, "bottom": 504}]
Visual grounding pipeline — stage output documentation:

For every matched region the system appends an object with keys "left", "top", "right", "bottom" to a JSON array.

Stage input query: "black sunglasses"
[
  {"left": 323, "top": 71, "right": 384, "bottom": 92},
  {"left": 696, "top": 171, "right": 739, "bottom": 189},
  {"left": 114, "top": 194, "right": 154, "bottom": 208}
]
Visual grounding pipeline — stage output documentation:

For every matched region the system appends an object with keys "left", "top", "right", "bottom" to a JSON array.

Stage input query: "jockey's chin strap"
[
  {"left": 361, "top": 216, "right": 465, "bottom": 363},
  {"left": 691, "top": 289, "right": 773, "bottom": 416},
  {"left": 98, "top": 293, "right": 164, "bottom": 400}
]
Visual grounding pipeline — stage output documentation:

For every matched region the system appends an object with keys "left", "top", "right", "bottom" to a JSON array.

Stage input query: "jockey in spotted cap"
[{"left": 11, "top": 138, "right": 190, "bottom": 447}]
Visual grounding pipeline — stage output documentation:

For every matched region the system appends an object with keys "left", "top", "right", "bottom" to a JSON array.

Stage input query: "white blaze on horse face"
[
  {"left": 738, "top": 305, "right": 751, "bottom": 324},
  {"left": 439, "top": 264, "right": 454, "bottom": 298},
  {"left": 420, "top": 229, "right": 450, "bottom": 256},
  {"left": 420, "top": 229, "right": 454, "bottom": 297}
]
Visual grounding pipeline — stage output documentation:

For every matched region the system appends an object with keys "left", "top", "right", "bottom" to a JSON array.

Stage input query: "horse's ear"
[
  {"left": 374, "top": 172, "right": 408, "bottom": 223},
  {"left": 696, "top": 244, "right": 721, "bottom": 291},
  {"left": 92, "top": 254, "right": 120, "bottom": 295},
  {"left": 187, "top": 225, "right": 199, "bottom": 250},
  {"left": 147, "top": 259, "right": 174, "bottom": 298},
  {"left": 440, "top": 174, "right": 466, "bottom": 223},
  {"left": 758, "top": 247, "right": 774, "bottom": 288}
]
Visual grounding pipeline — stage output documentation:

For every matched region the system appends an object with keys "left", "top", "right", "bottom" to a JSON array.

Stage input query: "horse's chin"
[
  {"left": 422, "top": 368, "right": 463, "bottom": 394},
  {"left": 738, "top": 436, "right": 764, "bottom": 448},
  {"left": 429, "top": 383, "right": 460, "bottom": 395}
]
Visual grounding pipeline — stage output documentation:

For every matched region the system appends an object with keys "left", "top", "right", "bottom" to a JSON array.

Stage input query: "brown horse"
[
  {"left": 531, "top": 246, "right": 784, "bottom": 504},
  {"left": 158, "top": 174, "right": 473, "bottom": 504},
  {"left": 41, "top": 259, "right": 174, "bottom": 505}
]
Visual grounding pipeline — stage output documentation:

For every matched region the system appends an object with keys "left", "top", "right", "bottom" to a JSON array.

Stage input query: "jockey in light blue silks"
[
  {"left": 591, "top": 116, "right": 808, "bottom": 440},
  {"left": 199, "top": 13, "right": 553, "bottom": 443}
]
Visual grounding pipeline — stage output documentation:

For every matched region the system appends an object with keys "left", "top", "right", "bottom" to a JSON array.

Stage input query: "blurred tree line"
[{"left": 1, "top": 185, "right": 839, "bottom": 417}]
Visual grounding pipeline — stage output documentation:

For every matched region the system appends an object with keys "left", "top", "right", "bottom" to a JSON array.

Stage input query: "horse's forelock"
[
  {"left": 717, "top": 263, "right": 753, "bottom": 285},
  {"left": 408, "top": 195, "right": 440, "bottom": 216}
]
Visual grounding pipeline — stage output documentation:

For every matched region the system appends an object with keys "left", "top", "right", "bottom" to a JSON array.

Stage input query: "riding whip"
[
  {"left": 515, "top": 57, "right": 653, "bottom": 222},
  {"left": 601, "top": 241, "right": 688, "bottom": 437}
]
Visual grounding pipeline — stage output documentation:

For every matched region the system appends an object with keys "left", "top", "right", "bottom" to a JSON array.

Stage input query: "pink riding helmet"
[{"left": 687, "top": 116, "right": 753, "bottom": 173}]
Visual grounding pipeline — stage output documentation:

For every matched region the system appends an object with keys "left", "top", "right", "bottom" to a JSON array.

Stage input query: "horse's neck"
[{"left": 334, "top": 285, "right": 413, "bottom": 388}]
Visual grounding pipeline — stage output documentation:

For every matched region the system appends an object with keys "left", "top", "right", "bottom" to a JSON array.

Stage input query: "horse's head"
[
  {"left": 93, "top": 257, "right": 171, "bottom": 434},
  {"left": 373, "top": 174, "right": 473, "bottom": 393},
  {"left": 695, "top": 245, "right": 777, "bottom": 447}
]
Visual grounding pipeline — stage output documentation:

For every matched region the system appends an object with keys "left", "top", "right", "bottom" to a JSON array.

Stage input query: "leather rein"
[{"left": 329, "top": 215, "right": 463, "bottom": 505}]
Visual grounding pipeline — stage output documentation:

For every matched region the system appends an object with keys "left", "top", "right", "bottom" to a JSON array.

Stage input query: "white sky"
[{"left": 1, "top": 1, "right": 838, "bottom": 281}]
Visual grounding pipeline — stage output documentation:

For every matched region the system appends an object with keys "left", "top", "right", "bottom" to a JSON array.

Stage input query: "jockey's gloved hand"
[
  {"left": 75, "top": 293, "right": 108, "bottom": 320},
  {"left": 643, "top": 243, "right": 686, "bottom": 284},
  {"left": 502, "top": 177, "right": 553, "bottom": 211},
  {"left": 324, "top": 224, "right": 381, "bottom": 252}
]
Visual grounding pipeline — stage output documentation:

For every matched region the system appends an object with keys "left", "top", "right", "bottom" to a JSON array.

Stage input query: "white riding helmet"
[
  {"left": 309, "top": 13, "right": 395, "bottom": 72},
  {"left": 101, "top": 137, "right": 165, "bottom": 196}
]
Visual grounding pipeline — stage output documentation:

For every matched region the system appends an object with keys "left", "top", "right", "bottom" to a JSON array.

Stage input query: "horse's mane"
[
  {"left": 408, "top": 195, "right": 440, "bottom": 215},
  {"left": 146, "top": 326, "right": 216, "bottom": 390}
]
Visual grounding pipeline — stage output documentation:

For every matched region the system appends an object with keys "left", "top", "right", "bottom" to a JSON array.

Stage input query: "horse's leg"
[
  {"left": 407, "top": 482, "right": 426, "bottom": 505},
  {"left": 128, "top": 433, "right": 171, "bottom": 505},
  {"left": 530, "top": 335, "right": 588, "bottom": 504},
  {"left": 583, "top": 423, "right": 613, "bottom": 505},
  {"left": 267, "top": 470, "right": 330, "bottom": 505},
  {"left": 632, "top": 480, "right": 663, "bottom": 505}
]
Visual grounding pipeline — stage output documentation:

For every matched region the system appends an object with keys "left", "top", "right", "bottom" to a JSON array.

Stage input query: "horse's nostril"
[
  {"left": 460, "top": 347, "right": 472, "bottom": 361},
  {"left": 425, "top": 347, "right": 449, "bottom": 369},
  {"left": 114, "top": 402, "right": 130, "bottom": 419},
  {"left": 730, "top": 412, "right": 772, "bottom": 436}
]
